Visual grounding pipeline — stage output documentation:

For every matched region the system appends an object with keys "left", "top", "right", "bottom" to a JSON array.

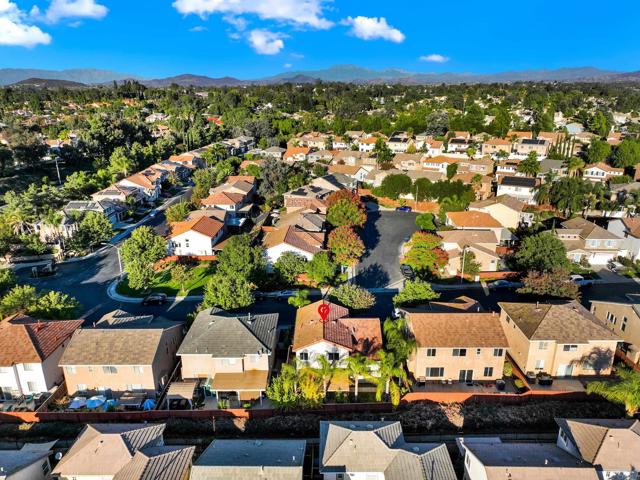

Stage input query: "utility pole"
[
  {"left": 54, "top": 157, "right": 62, "bottom": 185},
  {"left": 460, "top": 246, "right": 468, "bottom": 283}
]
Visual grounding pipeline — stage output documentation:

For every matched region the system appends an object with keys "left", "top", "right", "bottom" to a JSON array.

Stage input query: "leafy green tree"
[
  {"left": 328, "top": 226, "right": 365, "bottom": 266},
  {"left": 377, "top": 174, "right": 412, "bottom": 200},
  {"left": 373, "top": 350, "right": 406, "bottom": 406},
  {"left": 392, "top": 279, "right": 440, "bottom": 307},
  {"left": 0, "top": 146, "right": 13, "bottom": 174},
  {"left": 108, "top": 146, "right": 135, "bottom": 178},
  {"left": 517, "top": 267, "right": 579, "bottom": 299},
  {"left": 374, "top": 137, "right": 393, "bottom": 167},
  {"left": 588, "top": 111, "right": 610, "bottom": 138},
  {"left": 401, "top": 232, "right": 448, "bottom": 277},
  {"left": 461, "top": 250, "right": 481, "bottom": 278},
  {"left": 120, "top": 226, "right": 167, "bottom": 290},
  {"left": 446, "top": 163, "right": 459, "bottom": 180},
  {"left": 587, "top": 140, "right": 612, "bottom": 164},
  {"left": 76, "top": 212, "right": 113, "bottom": 250},
  {"left": 415, "top": 213, "right": 436, "bottom": 231},
  {"left": 0, "top": 285, "right": 38, "bottom": 316},
  {"left": 0, "top": 269, "right": 16, "bottom": 295},
  {"left": 331, "top": 283, "right": 375, "bottom": 310},
  {"left": 288, "top": 289, "right": 311, "bottom": 308},
  {"left": 517, "top": 151, "right": 541, "bottom": 176},
  {"left": 489, "top": 108, "right": 511, "bottom": 137},
  {"left": 274, "top": 251, "right": 308, "bottom": 284},
  {"left": 216, "top": 234, "right": 266, "bottom": 285},
  {"left": 314, "top": 356, "right": 336, "bottom": 397},
  {"left": 587, "top": 367, "right": 640, "bottom": 417},
  {"left": 326, "top": 189, "right": 367, "bottom": 228},
  {"left": 170, "top": 263, "right": 191, "bottom": 286},
  {"left": 30, "top": 290, "right": 81, "bottom": 319},
  {"left": 266, "top": 363, "right": 300, "bottom": 408},
  {"left": 306, "top": 251, "right": 337, "bottom": 285},
  {"left": 515, "top": 232, "right": 570, "bottom": 273},
  {"left": 347, "top": 353, "right": 371, "bottom": 400},
  {"left": 613, "top": 139, "right": 640, "bottom": 168},
  {"left": 203, "top": 273, "right": 254, "bottom": 310},
  {"left": 548, "top": 177, "right": 592, "bottom": 216},
  {"left": 191, "top": 168, "right": 217, "bottom": 205},
  {"left": 166, "top": 201, "right": 191, "bottom": 223},
  {"left": 258, "top": 158, "right": 293, "bottom": 201}
]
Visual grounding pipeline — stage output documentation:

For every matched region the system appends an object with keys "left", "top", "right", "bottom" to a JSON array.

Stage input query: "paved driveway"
[{"left": 354, "top": 210, "right": 419, "bottom": 288}]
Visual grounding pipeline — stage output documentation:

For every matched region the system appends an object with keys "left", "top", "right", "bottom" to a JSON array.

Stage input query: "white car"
[{"left": 569, "top": 274, "right": 594, "bottom": 286}]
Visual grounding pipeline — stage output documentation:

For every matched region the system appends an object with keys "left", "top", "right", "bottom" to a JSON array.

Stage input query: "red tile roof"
[{"left": 0, "top": 315, "right": 83, "bottom": 366}]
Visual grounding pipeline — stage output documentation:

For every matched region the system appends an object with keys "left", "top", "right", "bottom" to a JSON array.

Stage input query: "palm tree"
[
  {"left": 208, "top": 143, "right": 227, "bottom": 166},
  {"left": 314, "top": 356, "right": 336, "bottom": 398},
  {"left": 373, "top": 350, "right": 407, "bottom": 406},
  {"left": 347, "top": 353, "right": 370, "bottom": 400},
  {"left": 42, "top": 209, "right": 64, "bottom": 252},
  {"left": 383, "top": 317, "right": 417, "bottom": 363},
  {"left": 534, "top": 172, "right": 556, "bottom": 205},
  {"left": 587, "top": 367, "right": 640, "bottom": 417},
  {"left": 565, "top": 157, "right": 585, "bottom": 178}
]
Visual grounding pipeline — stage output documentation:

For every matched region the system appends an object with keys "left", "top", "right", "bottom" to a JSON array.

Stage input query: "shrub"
[{"left": 331, "top": 283, "right": 375, "bottom": 310}]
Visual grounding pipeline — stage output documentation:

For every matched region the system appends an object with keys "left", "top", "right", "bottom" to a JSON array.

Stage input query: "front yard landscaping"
[{"left": 116, "top": 261, "right": 215, "bottom": 297}]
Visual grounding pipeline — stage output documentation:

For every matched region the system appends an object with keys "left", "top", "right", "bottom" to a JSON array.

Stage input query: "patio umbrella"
[
  {"left": 68, "top": 397, "right": 87, "bottom": 410},
  {"left": 142, "top": 399, "right": 156, "bottom": 411},
  {"left": 103, "top": 399, "right": 118, "bottom": 411},
  {"left": 86, "top": 395, "right": 106, "bottom": 409}
]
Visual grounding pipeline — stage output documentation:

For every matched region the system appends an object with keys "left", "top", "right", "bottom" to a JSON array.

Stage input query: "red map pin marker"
[{"left": 318, "top": 303, "right": 331, "bottom": 322}]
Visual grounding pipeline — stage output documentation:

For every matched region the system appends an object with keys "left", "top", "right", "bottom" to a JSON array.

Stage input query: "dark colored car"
[
  {"left": 395, "top": 206, "right": 412, "bottom": 212},
  {"left": 141, "top": 293, "right": 168, "bottom": 306},
  {"left": 400, "top": 264, "right": 415, "bottom": 279}
]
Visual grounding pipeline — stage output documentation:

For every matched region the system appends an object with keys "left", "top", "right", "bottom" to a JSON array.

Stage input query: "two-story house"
[
  {"left": 445, "top": 211, "right": 515, "bottom": 245},
  {"left": 496, "top": 176, "right": 538, "bottom": 204},
  {"left": 0, "top": 315, "right": 82, "bottom": 399},
  {"left": 438, "top": 229, "right": 502, "bottom": 276},
  {"left": 516, "top": 138, "right": 549, "bottom": 156},
  {"left": 284, "top": 146, "right": 311, "bottom": 163},
  {"left": 555, "top": 217, "right": 625, "bottom": 266},
  {"left": 555, "top": 418, "right": 640, "bottom": 478},
  {"left": 177, "top": 308, "right": 278, "bottom": 405},
  {"left": 481, "top": 138, "right": 513, "bottom": 156},
  {"left": 59, "top": 310, "right": 184, "bottom": 398},
  {"left": 590, "top": 294, "right": 640, "bottom": 364},
  {"left": 607, "top": 217, "right": 640, "bottom": 260},
  {"left": 319, "top": 421, "right": 456, "bottom": 480},
  {"left": 191, "top": 439, "right": 306, "bottom": 480},
  {"left": 52, "top": 423, "right": 194, "bottom": 480},
  {"left": 263, "top": 224, "right": 325, "bottom": 266},
  {"left": 117, "top": 171, "right": 162, "bottom": 203},
  {"left": 469, "top": 195, "right": 533, "bottom": 229},
  {"left": 583, "top": 162, "right": 625, "bottom": 183},
  {"left": 168, "top": 215, "right": 225, "bottom": 257},
  {"left": 292, "top": 300, "right": 382, "bottom": 374},
  {"left": 498, "top": 301, "right": 619, "bottom": 377},
  {"left": 404, "top": 310, "right": 508, "bottom": 383}
]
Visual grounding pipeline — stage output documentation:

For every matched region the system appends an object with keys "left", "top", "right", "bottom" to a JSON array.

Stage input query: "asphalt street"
[{"left": 355, "top": 209, "right": 419, "bottom": 289}]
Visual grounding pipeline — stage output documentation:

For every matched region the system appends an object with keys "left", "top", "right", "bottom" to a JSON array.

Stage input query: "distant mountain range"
[
  {"left": 2, "top": 65, "right": 639, "bottom": 88},
  {"left": 12, "top": 77, "right": 88, "bottom": 88}
]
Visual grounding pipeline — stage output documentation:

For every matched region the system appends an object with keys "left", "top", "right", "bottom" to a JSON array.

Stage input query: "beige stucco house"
[
  {"left": 177, "top": 308, "right": 278, "bottom": 403},
  {"left": 498, "top": 301, "right": 619, "bottom": 377},
  {"left": 59, "top": 310, "right": 184, "bottom": 398},
  {"left": 404, "top": 310, "right": 508, "bottom": 382},
  {"left": 438, "top": 229, "right": 502, "bottom": 276},
  {"left": 590, "top": 295, "right": 640, "bottom": 363},
  {"left": 468, "top": 195, "right": 533, "bottom": 229}
]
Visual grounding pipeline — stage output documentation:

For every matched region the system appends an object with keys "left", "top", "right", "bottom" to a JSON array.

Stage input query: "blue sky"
[{"left": 1, "top": 0, "right": 640, "bottom": 79}]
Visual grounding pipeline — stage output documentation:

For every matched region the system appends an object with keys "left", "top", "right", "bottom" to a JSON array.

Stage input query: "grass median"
[{"left": 116, "top": 261, "right": 215, "bottom": 297}]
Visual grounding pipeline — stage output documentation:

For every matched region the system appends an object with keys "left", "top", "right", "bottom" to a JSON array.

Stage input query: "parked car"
[
  {"left": 569, "top": 274, "right": 594, "bottom": 287},
  {"left": 395, "top": 206, "right": 412, "bottom": 212},
  {"left": 488, "top": 279, "right": 521, "bottom": 290},
  {"left": 400, "top": 264, "right": 415, "bottom": 279},
  {"left": 254, "top": 290, "right": 297, "bottom": 301},
  {"left": 141, "top": 293, "right": 168, "bottom": 306},
  {"left": 31, "top": 261, "right": 56, "bottom": 278},
  {"left": 608, "top": 260, "right": 625, "bottom": 273}
]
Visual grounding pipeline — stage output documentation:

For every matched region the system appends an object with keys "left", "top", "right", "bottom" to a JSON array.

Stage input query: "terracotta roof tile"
[{"left": 170, "top": 216, "right": 224, "bottom": 239}]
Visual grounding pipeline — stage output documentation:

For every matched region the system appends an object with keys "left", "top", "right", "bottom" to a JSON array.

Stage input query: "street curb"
[{"left": 106, "top": 279, "right": 204, "bottom": 303}]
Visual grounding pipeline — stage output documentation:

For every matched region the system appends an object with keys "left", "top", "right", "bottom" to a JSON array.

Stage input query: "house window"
[
  {"left": 453, "top": 348, "right": 467, "bottom": 357},
  {"left": 426, "top": 348, "right": 437, "bottom": 357},
  {"left": 76, "top": 384, "right": 87, "bottom": 392},
  {"left": 560, "top": 429, "right": 568, "bottom": 444},
  {"left": 538, "top": 342, "right": 548, "bottom": 350},
  {"left": 621, "top": 317, "right": 627, "bottom": 332},
  {"left": 299, "top": 352, "right": 309, "bottom": 361},
  {"left": 23, "top": 364, "right": 36, "bottom": 372},
  {"left": 126, "top": 384, "right": 144, "bottom": 391},
  {"left": 41, "top": 461, "right": 50, "bottom": 475},
  {"left": 476, "top": 348, "right": 482, "bottom": 356},
  {"left": 133, "top": 366, "right": 144, "bottom": 374},
  {"left": 26, "top": 381, "right": 38, "bottom": 392},
  {"left": 102, "top": 366, "right": 118, "bottom": 374},
  {"left": 483, "top": 367, "right": 494, "bottom": 377},
  {"left": 563, "top": 345, "right": 578, "bottom": 352},
  {"left": 185, "top": 239, "right": 190, "bottom": 248},
  {"left": 493, "top": 348, "right": 504, "bottom": 357},
  {"left": 327, "top": 352, "right": 340, "bottom": 362},
  {"left": 221, "top": 359, "right": 237, "bottom": 366},
  {"left": 535, "top": 360, "right": 545, "bottom": 370},
  {"left": 248, "top": 355, "right": 259, "bottom": 364},
  {"left": 425, "top": 367, "right": 444, "bottom": 377}
]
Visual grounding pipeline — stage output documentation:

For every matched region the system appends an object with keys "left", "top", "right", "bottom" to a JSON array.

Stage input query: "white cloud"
[
  {"left": 248, "top": 28, "right": 284, "bottom": 55},
  {"left": 342, "top": 16, "right": 404, "bottom": 43},
  {"left": 419, "top": 53, "right": 449, "bottom": 63},
  {"left": 172, "top": 0, "right": 333, "bottom": 29},
  {"left": 283, "top": 63, "right": 292, "bottom": 68},
  {"left": 189, "top": 25, "right": 207, "bottom": 32},
  {"left": 44, "top": 0, "right": 108, "bottom": 23},
  {"left": 223, "top": 15, "right": 248, "bottom": 31},
  {"left": 0, "top": 0, "right": 51, "bottom": 47}
]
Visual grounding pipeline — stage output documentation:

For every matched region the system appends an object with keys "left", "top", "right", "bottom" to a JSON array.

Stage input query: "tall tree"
[{"left": 120, "top": 226, "right": 167, "bottom": 290}]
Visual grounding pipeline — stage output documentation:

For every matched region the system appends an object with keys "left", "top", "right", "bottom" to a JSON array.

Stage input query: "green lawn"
[{"left": 116, "top": 262, "right": 215, "bottom": 297}]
